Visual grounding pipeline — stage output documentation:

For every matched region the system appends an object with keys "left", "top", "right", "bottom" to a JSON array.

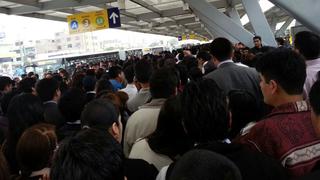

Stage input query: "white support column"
[
  {"left": 185, "top": 0, "right": 255, "bottom": 47},
  {"left": 275, "top": 17, "right": 294, "bottom": 37},
  {"left": 226, "top": 7, "right": 242, "bottom": 26},
  {"left": 269, "top": 0, "right": 320, "bottom": 34},
  {"left": 197, "top": 11, "right": 240, "bottom": 44},
  {"left": 270, "top": 16, "right": 278, "bottom": 34},
  {"left": 241, "top": 0, "right": 277, "bottom": 46}
]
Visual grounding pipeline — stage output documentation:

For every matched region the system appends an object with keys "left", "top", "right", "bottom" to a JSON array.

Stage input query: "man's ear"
[
  {"left": 269, "top": 80, "right": 278, "bottom": 95},
  {"left": 110, "top": 122, "right": 121, "bottom": 142}
]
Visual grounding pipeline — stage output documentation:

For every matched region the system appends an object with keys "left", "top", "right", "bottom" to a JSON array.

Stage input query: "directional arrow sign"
[
  {"left": 109, "top": 12, "right": 119, "bottom": 24},
  {"left": 107, "top": 7, "right": 121, "bottom": 28}
]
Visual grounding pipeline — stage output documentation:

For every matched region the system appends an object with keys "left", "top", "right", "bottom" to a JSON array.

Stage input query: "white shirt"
[
  {"left": 304, "top": 58, "right": 320, "bottom": 99},
  {"left": 120, "top": 84, "right": 138, "bottom": 100},
  {"left": 217, "top": 59, "right": 234, "bottom": 68}
]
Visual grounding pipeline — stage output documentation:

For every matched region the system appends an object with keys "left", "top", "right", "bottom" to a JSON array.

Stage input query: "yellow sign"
[
  {"left": 178, "top": 34, "right": 209, "bottom": 41},
  {"left": 67, "top": 10, "right": 109, "bottom": 34}
]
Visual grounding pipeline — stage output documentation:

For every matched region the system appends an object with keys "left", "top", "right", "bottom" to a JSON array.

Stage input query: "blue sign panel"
[
  {"left": 70, "top": 20, "right": 79, "bottom": 30},
  {"left": 108, "top": 7, "right": 121, "bottom": 28}
]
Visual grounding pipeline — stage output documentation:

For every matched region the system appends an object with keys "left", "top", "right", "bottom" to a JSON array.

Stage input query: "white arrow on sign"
[{"left": 109, "top": 12, "right": 119, "bottom": 24}]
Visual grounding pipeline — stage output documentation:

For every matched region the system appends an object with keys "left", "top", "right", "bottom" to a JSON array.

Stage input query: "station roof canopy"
[{"left": 0, "top": 0, "right": 287, "bottom": 39}]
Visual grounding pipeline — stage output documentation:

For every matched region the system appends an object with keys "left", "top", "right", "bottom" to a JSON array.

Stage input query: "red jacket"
[{"left": 236, "top": 101, "right": 320, "bottom": 178}]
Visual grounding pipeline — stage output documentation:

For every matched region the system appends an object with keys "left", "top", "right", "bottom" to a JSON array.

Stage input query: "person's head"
[
  {"left": 276, "top": 37, "right": 285, "bottom": 47},
  {"left": 294, "top": 31, "right": 320, "bottom": 60},
  {"left": 309, "top": 80, "right": 320, "bottom": 137},
  {"left": 0, "top": 76, "right": 13, "bottom": 93},
  {"left": 228, "top": 89, "right": 262, "bottom": 139},
  {"left": 149, "top": 68, "right": 178, "bottom": 99},
  {"left": 0, "top": 151, "right": 9, "bottom": 180},
  {"left": 210, "top": 37, "right": 233, "bottom": 64},
  {"left": 17, "top": 77, "right": 36, "bottom": 94},
  {"left": 81, "top": 99, "right": 122, "bottom": 142},
  {"left": 7, "top": 94, "right": 44, "bottom": 162},
  {"left": 71, "top": 73, "right": 85, "bottom": 90},
  {"left": 50, "top": 128, "right": 124, "bottom": 180},
  {"left": 253, "top": 36, "right": 262, "bottom": 48},
  {"left": 197, "top": 51, "right": 212, "bottom": 65},
  {"left": 148, "top": 96, "right": 192, "bottom": 157},
  {"left": 256, "top": 49, "right": 306, "bottom": 107},
  {"left": 16, "top": 124, "right": 57, "bottom": 177},
  {"left": 169, "top": 150, "right": 242, "bottom": 180},
  {"left": 82, "top": 75, "right": 97, "bottom": 92},
  {"left": 123, "top": 65, "right": 135, "bottom": 84},
  {"left": 134, "top": 59, "right": 153, "bottom": 84},
  {"left": 36, "top": 78, "right": 60, "bottom": 102},
  {"left": 108, "top": 66, "right": 124, "bottom": 83},
  {"left": 58, "top": 88, "right": 86, "bottom": 123},
  {"left": 181, "top": 79, "right": 229, "bottom": 143},
  {"left": 95, "top": 79, "right": 114, "bottom": 95}
]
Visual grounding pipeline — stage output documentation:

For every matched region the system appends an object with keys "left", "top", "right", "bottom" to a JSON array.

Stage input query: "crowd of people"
[{"left": 0, "top": 31, "right": 319, "bottom": 180}]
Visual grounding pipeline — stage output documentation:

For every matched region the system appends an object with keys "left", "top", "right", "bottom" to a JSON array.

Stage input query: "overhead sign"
[
  {"left": 178, "top": 34, "right": 209, "bottom": 41},
  {"left": 67, "top": 8, "right": 121, "bottom": 34},
  {"left": 107, "top": 7, "right": 121, "bottom": 28}
]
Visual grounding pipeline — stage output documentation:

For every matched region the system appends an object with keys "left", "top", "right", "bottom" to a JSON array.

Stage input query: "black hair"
[
  {"left": 181, "top": 79, "right": 229, "bottom": 143},
  {"left": 0, "top": 76, "right": 12, "bottom": 91},
  {"left": 210, "top": 37, "right": 233, "bottom": 61},
  {"left": 148, "top": 96, "right": 192, "bottom": 158},
  {"left": 309, "top": 80, "right": 320, "bottom": 116},
  {"left": 82, "top": 75, "right": 96, "bottom": 92},
  {"left": 169, "top": 150, "right": 242, "bottom": 180},
  {"left": 17, "top": 77, "right": 36, "bottom": 94},
  {"left": 275, "top": 37, "right": 285, "bottom": 46},
  {"left": 108, "top": 66, "right": 123, "bottom": 79},
  {"left": 197, "top": 51, "right": 212, "bottom": 62},
  {"left": 294, "top": 31, "right": 320, "bottom": 60},
  {"left": 58, "top": 88, "right": 86, "bottom": 123},
  {"left": 149, "top": 68, "right": 178, "bottom": 99},
  {"left": 256, "top": 48, "right": 306, "bottom": 95},
  {"left": 123, "top": 65, "right": 135, "bottom": 84},
  {"left": 81, "top": 99, "right": 119, "bottom": 129},
  {"left": 50, "top": 128, "right": 124, "bottom": 180},
  {"left": 134, "top": 59, "right": 153, "bottom": 83},
  {"left": 228, "top": 89, "right": 263, "bottom": 139},
  {"left": 95, "top": 79, "right": 114, "bottom": 95},
  {"left": 36, "top": 78, "right": 59, "bottom": 102},
  {"left": 253, "top": 36, "right": 262, "bottom": 41},
  {"left": 5, "top": 93, "right": 44, "bottom": 173}
]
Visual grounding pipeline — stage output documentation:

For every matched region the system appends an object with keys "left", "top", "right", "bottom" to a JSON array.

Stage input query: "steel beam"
[
  {"left": 269, "top": 0, "right": 320, "bottom": 34},
  {"left": 275, "top": 17, "right": 294, "bottom": 37},
  {"left": 0, "top": 7, "right": 9, "bottom": 14},
  {"left": 185, "top": 0, "right": 255, "bottom": 47},
  {"left": 241, "top": 0, "right": 277, "bottom": 46},
  {"left": 21, "top": 13, "right": 66, "bottom": 22},
  {"left": 192, "top": 8, "right": 240, "bottom": 43},
  {"left": 226, "top": 7, "right": 242, "bottom": 26},
  {"left": 8, "top": 0, "right": 116, "bottom": 15}
]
